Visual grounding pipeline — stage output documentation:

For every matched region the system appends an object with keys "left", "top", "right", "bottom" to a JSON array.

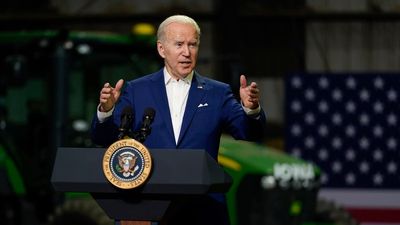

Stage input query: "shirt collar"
[{"left": 163, "top": 67, "right": 193, "bottom": 85}]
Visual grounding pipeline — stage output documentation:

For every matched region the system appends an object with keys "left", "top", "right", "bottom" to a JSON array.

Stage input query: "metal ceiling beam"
[{"left": 1, "top": 11, "right": 400, "bottom": 30}]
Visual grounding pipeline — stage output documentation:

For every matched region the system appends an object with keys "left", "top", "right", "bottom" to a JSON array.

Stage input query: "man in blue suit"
[{"left": 91, "top": 15, "right": 267, "bottom": 225}]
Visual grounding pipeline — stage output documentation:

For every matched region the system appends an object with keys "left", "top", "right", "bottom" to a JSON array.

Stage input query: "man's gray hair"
[{"left": 157, "top": 15, "right": 201, "bottom": 43}]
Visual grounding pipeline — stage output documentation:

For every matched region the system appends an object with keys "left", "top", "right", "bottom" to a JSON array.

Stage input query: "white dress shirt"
[{"left": 164, "top": 68, "right": 193, "bottom": 144}]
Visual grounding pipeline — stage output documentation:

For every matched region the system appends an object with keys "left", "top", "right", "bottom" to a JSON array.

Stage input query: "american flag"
[{"left": 284, "top": 73, "right": 400, "bottom": 224}]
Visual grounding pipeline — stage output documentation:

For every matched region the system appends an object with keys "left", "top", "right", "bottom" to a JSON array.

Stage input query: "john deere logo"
[{"left": 103, "top": 139, "right": 152, "bottom": 189}]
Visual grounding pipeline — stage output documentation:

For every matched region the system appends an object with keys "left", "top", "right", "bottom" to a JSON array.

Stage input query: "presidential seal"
[{"left": 103, "top": 139, "right": 152, "bottom": 189}]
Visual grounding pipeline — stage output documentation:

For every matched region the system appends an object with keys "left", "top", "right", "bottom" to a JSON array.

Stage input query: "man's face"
[{"left": 157, "top": 22, "right": 199, "bottom": 79}]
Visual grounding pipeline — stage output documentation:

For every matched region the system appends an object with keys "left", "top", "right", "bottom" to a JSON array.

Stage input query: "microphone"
[
  {"left": 141, "top": 107, "right": 155, "bottom": 132},
  {"left": 118, "top": 106, "right": 133, "bottom": 140},
  {"left": 134, "top": 107, "right": 155, "bottom": 143}
]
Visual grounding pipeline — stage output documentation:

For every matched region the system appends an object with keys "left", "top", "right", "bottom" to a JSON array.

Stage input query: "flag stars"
[
  {"left": 373, "top": 173, "right": 383, "bottom": 185},
  {"left": 332, "top": 137, "right": 343, "bottom": 149},
  {"left": 359, "top": 89, "right": 370, "bottom": 102},
  {"left": 345, "top": 149, "right": 356, "bottom": 161},
  {"left": 332, "top": 161, "right": 342, "bottom": 173},
  {"left": 359, "top": 113, "right": 370, "bottom": 126},
  {"left": 374, "top": 77, "right": 384, "bottom": 89},
  {"left": 318, "top": 124, "right": 329, "bottom": 137},
  {"left": 373, "top": 101, "right": 384, "bottom": 114},
  {"left": 287, "top": 75, "right": 400, "bottom": 188},
  {"left": 291, "top": 124, "right": 302, "bottom": 137},
  {"left": 359, "top": 161, "right": 370, "bottom": 174},
  {"left": 305, "top": 136, "right": 315, "bottom": 149},
  {"left": 305, "top": 89, "right": 316, "bottom": 101},
  {"left": 345, "top": 125, "right": 356, "bottom": 137},
  {"left": 359, "top": 137, "right": 370, "bottom": 150},
  {"left": 345, "top": 173, "right": 356, "bottom": 185},
  {"left": 387, "top": 89, "right": 397, "bottom": 101},
  {"left": 387, "top": 113, "right": 397, "bottom": 126},
  {"left": 387, "top": 137, "right": 397, "bottom": 150},
  {"left": 346, "top": 77, "right": 357, "bottom": 89},
  {"left": 291, "top": 77, "right": 302, "bottom": 89},
  {"left": 305, "top": 112, "right": 315, "bottom": 125},
  {"left": 373, "top": 149, "right": 383, "bottom": 161},
  {"left": 332, "top": 89, "right": 343, "bottom": 101},
  {"left": 387, "top": 162, "right": 397, "bottom": 174},
  {"left": 318, "top": 148, "right": 329, "bottom": 161},
  {"left": 291, "top": 100, "right": 302, "bottom": 112},
  {"left": 345, "top": 101, "right": 356, "bottom": 113},
  {"left": 320, "top": 173, "right": 328, "bottom": 184},
  {"left": 318, "top": 101, "right": 329, "bottom": 113},
  {"left": 319, "top": 77, "right": 329, "bottom": 89},
  {"left": 332, "top": 113, "right": 342, "bottom": 125},
  {"left": 373, "top": 125, "right": 383, "bottom": 137}
]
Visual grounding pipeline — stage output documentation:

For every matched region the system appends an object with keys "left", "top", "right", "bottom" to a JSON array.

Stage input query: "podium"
[{"left": 51, "top": 147, "right": 232, "bottom": 221}]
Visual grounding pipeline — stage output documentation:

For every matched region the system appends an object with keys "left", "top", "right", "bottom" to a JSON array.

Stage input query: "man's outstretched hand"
[
  {"left": 99, "top": 79, "right": 124, "bottom": 112},
  {"left": 239, "top": 75, "right": 260, "bottom": 110}
]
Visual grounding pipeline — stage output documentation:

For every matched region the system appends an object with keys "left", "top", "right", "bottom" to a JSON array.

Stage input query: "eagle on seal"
[{"left": 118, "top": 154, "right": 138, "bottom": 177}]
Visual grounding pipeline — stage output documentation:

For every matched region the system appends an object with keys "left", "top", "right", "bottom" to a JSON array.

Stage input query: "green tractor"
[
  {"left": 0, "top": 28, "right": 160, "bottom": 225},
  {"left": 219, "top": 136, "right": 358, "bottom": 225},
  {"left": 219, "top": 136, "right": 320, "bottom": 225}
]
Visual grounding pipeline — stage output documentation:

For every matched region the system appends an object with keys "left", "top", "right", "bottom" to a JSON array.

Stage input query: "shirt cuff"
[
  {"left": 242, "top": 103, "right": 261, "bottom": 118},
  {"left": 97, "top": 104, "right": 114, "bottom": 123}
]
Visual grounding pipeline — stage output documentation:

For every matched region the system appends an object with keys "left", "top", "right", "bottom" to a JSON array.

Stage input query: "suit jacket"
[
  {"left": 92, "top": 69, "right": 266, "bottom": 159},
  {"left": 91, "top": 69, "right": 267, "bottom": 159}
]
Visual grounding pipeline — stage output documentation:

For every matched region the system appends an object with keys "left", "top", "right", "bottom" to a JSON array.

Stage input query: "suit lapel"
[
  {"left": 149, "top": 70, "right": 175, "bottom": 143},
  {"left": 178, "top": 73, "right": 206, "bottom": 145}
]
